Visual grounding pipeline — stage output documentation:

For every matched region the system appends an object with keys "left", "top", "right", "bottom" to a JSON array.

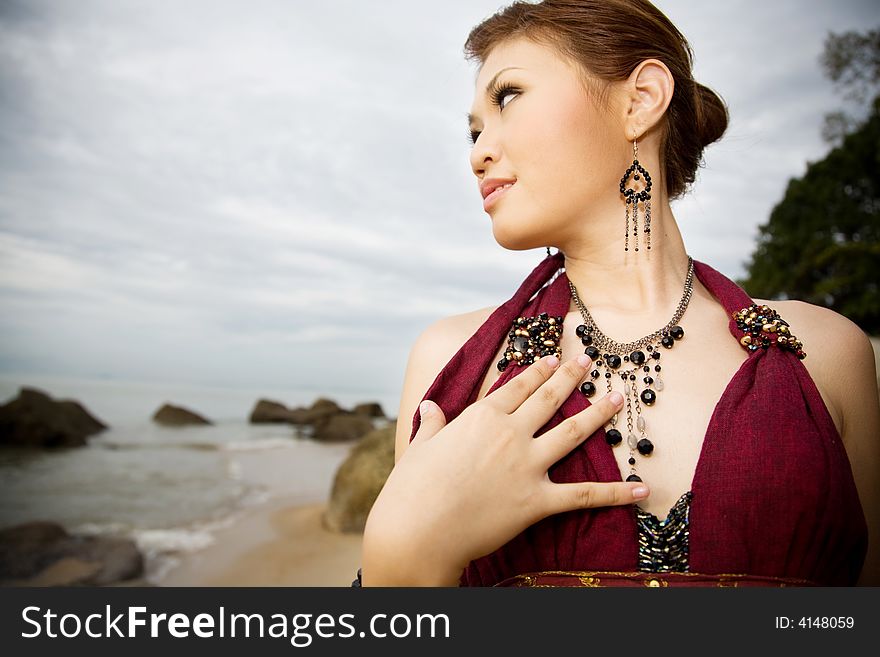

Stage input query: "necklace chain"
[{"left": 568, "top": 256, "right": 695, "bottom": 353}]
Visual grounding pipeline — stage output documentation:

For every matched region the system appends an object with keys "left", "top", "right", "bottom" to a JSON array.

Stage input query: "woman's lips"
[{"left": 483, "top": 181, "right": 515, "bottom": 211}]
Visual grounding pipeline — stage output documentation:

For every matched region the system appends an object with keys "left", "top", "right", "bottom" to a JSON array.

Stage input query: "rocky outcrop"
[
  {"left": 323, "top": 423, "right": 395, "bottom": 533},
  {"left": 248, "top": 397, "right": 386, "bottom": 444},
  {"left": 249, "top": 399, "right": 306, "bottom": 424},
  {"left": 353, "top": 402, "right": 385, "bottom": 418},
  {"left": 0, "top": 521, "right": 144, "bottom": 586},
  {"left": 152, "top": 403, "right": 212, "bottom": 426},
  {"left": 312, "top": 414, "right": 375, "bottom": 442},
  {"left": 0, "top": 387, "right": 107, "bottom": 448}
]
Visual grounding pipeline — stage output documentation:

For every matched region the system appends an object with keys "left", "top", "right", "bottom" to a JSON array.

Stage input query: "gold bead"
[{"left": 740, "top": 335, "right": 752, "bottom": 346}]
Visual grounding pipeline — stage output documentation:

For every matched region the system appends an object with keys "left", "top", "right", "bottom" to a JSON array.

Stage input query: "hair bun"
[{"left": 694, "top": 82, "right": 729, "bottom": 149}]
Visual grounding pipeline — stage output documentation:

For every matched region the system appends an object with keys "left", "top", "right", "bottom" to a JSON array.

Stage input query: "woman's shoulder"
[
  {"left": 418, "top": 304, "right": 500, "bottom": 348},
  {"left": 757, "top": 297, "right": 877, "bottom": 439},
  {"left": 394, "top": 304, "right": 500, "bottom": 461},
  {"left": 408, "top": 303, "right": 501, "bottom": 386}
]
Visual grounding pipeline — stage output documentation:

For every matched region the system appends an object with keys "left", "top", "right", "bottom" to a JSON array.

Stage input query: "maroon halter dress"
[{"left": 409, "top": 252, "right": 868, "bottom": 587}]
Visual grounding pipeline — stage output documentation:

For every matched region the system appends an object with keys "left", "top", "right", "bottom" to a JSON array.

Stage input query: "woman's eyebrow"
[{"left": 467, "top": 66, "right": 524, "bottom": 127}]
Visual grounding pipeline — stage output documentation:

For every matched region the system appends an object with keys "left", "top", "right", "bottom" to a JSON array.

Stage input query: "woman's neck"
[{"left": 559, "top": 203, "right": 691, "bottom": 338}]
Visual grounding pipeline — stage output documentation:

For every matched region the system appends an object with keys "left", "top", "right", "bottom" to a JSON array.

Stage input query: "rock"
[
  {"left": 0, "top": 387, "right": 107, "bottom": 448},
  {"left": 323, "top": 424, "right": 396, "bottom": 533},
  {"left": 311, "top": 414, "right": 374, "bottom": 442},
  {"left": 353, "top": 402, "right": 385, "bottom": 418},
  {"left": 301, "top": 398, "right": 345, "bottom": 425},
  {"left": 249, "top": 399, "right": 298, "bottom": 424},
  {"left": 0, "top": 521, "right": 145, "bottom": 586},
  {"left": 152, "top": 403, "right": 212, "bottom": 426}
]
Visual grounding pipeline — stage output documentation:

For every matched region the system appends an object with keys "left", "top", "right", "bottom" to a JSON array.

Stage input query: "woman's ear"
[{"left": 622, "top": 58, "right": 674, "bottom": 141}]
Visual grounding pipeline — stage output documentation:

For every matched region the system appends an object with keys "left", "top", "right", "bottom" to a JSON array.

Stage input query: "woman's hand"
[{"left": 361, "top": 353, "right": 650, "bottom": 586}]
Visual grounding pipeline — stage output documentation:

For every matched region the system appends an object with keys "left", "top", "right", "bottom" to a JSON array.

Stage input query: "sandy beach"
[{"left": 159, "top": 497, "right": 363, "bottom": 587}]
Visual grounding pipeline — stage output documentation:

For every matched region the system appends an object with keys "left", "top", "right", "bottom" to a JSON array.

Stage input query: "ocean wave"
[{"left": 219, "top": 437, "right": 297, "bottom": 451}]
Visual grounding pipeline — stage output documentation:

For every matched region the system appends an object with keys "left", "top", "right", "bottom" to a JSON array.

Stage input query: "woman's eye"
[{"left": 497, "top": 89, "right": 518, "bottom": 111}]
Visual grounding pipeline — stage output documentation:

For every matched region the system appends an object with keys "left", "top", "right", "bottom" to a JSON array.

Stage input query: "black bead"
[
  {"left": 661, "top": 336, "right": 675, "bottom": 349},
  {"left": 643, "top": 366, "right": 650, "bottom": 372},
  {"left": 637, "top": 438, "right": 654, "bottom": 455},
  {"left": 640, "top": 389, "right": 657, "bottom": 406},
  {"left": 652, "top": 351, "right": 661, "bottom": 360},
  {"left": 634, "top": 174, "right": 640, "bottom": 181},
  {"left": 630, "top": 350, "right": 646, "bottom": 366},
  {"left": 581, "top": 334, "right": 593, "bottom": 346},
  {"left": 655, "top": 365, "right": 662, "bottom": 372},
  {"left": 497, "top": 358, "right": 509, "bottom": 371},
  {"left": 596, "top": 360, "right": 603, "bottom": 366},
  {"left": 580, "top": 381, "right": 596, "bottom": 397},
  {"left": 606, "top": 354, "right": 622, "bottom": 369},
  {"left": 643, "top": 376, "right": 653, "bottom": 385},
  {"left": 629, "top": 374, "right": 636, "bottom": 381},
  {"left": 626, "top": 474, "right": 642, "bottom": 483},
  {"left": 605, "top": 429, "right": 623, "bottom": 446},
  {"left": 576, "top": 324, "right": 587, "bottom": 337},
  {"left": 591, "top": 369, "right": 600, "bottom": 379},
  {"left": 628, "top": 457, "right": 636, "bottom": 465},
  {"left": 585, "top": 346, "right": 600, "bottom": 361},
  {"left": 539, "top": 312, "right": 548, "bottom": 320},
  {"left": 605, "top": 372, "right": 612, "bottom": 378},
  {"left": 670, "top": 325, "right": 684, "bottom": 340}
]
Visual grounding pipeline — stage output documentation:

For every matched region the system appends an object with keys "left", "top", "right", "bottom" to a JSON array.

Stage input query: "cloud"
[{"left": 0, "top": 0, "right": 875, "bottom": 404}]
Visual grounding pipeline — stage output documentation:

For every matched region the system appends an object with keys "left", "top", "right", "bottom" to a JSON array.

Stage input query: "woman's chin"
[{"left": 491, "top": 221, "right": 546, "bottom": 252}]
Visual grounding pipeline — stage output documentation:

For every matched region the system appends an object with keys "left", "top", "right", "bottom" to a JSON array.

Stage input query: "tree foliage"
[{"left": 740, "top": 28, "right": 880, "bottom": 333}]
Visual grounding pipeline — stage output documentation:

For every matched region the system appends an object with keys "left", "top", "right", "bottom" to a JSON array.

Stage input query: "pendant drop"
[{"left": 605, "top": 428, "right": 623, "bottom": 446}]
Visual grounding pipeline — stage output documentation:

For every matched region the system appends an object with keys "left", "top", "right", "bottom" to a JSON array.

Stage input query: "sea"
[{"left": 0, "top": 373, "right": 400, "bottom": 584}]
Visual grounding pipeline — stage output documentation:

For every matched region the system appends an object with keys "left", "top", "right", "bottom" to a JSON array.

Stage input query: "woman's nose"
[{"left": 469, "top": 130, "right": 500, "bottom": 179}]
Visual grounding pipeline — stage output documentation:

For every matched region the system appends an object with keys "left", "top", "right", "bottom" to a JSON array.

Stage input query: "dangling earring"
[{"left": 620, "top": 138, "right": 653, "bottom": 252}]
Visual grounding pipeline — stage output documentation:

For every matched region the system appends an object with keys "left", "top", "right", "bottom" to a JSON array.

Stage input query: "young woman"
[{"left": 361, "top": 0, "right": 879, "bottom": 587}]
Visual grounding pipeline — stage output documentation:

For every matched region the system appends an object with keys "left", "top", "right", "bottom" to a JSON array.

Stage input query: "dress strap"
[
  {"left": 410, "top": 251, "right": 565, "bottom": 442},
  {"left": 692, "top": 260, "right": 755, "bottom": 343}
]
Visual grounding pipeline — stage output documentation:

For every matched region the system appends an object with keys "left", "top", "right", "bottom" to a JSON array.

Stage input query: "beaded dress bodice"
[{"left": 410, "top": 253, "right": 867, "bottom": 587}]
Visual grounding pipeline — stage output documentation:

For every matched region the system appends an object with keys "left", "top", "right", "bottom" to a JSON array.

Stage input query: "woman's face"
[{"left": 468, "top": 37, "right": 626, "bottom": 251}]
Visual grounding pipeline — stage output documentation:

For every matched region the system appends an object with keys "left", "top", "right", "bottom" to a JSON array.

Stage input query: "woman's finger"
[
  {"left": 531, "top": 391, "right": 624, "bottom": 469},
  {"left": 512, "top": 353, "right": 594, "bottom": 424},
  {"left": 542, "top": 479, "right": 650, "bottom": 517},
  {"left": 487, "top": 354, "right": 562, "bottom": 415},
  {"left": 410, "top": 400, "right": 447, "bottom": 446}
]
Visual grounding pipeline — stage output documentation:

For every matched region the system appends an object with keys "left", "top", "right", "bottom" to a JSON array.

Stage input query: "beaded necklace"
[{"left": 568, "top": 256, "right": 696, "bottom": 483}]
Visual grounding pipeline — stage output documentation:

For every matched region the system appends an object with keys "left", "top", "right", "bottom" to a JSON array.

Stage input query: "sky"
[{"left": 0, "top": 0, "right": 877, "bottom": 414}]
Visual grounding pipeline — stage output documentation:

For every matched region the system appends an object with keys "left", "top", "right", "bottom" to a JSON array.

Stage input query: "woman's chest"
[{"left": 475, "top": 306, "right": 753, "bottom": 519}]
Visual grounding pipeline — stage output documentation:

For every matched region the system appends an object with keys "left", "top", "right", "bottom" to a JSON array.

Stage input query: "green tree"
[{"left": 739, "top": 28, "right": 880, "bottom": 333}]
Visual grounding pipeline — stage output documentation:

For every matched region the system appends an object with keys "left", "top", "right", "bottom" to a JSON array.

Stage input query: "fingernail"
[
  {"left": 419, "top": 400, "right": 432, "bottom": 418},
  {"left": 545, "top": 355, "right": 559, "bottom": 368},
  {"left": 631, "top": 486, "right": 649, "bottom": 500},
  {"left": 576, "top": 354, "right": 591, "bottom": 367},
  {"left": 608, "top": 391, "right": 623, "bottom": 406}
]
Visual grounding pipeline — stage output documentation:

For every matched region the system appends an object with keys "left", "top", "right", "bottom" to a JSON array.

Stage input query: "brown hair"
[{"left": 464, "top": 0, "right": 728, "bottom": 199}]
